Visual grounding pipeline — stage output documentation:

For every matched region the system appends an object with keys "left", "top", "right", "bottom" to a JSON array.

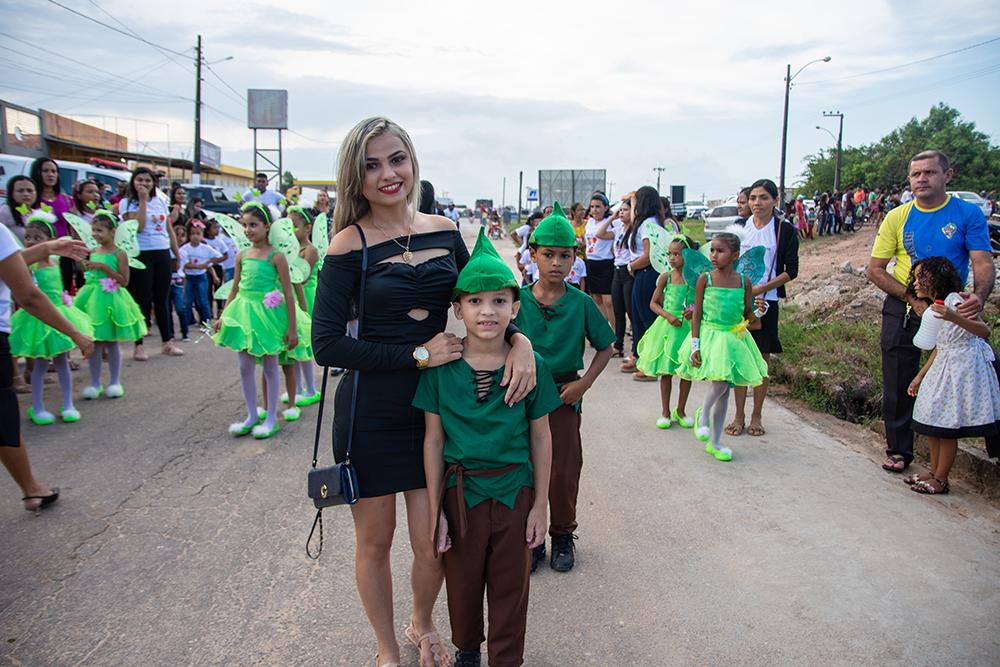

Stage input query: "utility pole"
[
  {"left": 517, "top": 171, "right": 523, "bottom": 225},
  {"left": 501, "top": 176, "right": 506, "bottom": 212},
  {"left": 823, "top": 111, "right": 844, "bottom": 192},
  {"left": 192, "top": 34, "right": 202, "bottom": 185},
  {"left": 653, "top": 167, "right": 666, "bottom": 193},
  {"left": 608, "top": 181, "right": 616, "bottom": 200},
  {"left": 779, "top": 57, "right": 831, "bottom": 203}
]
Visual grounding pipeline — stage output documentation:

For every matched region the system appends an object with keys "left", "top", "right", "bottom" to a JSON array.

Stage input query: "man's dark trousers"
[{"left": 880, "top": 294, "right": 922, "bottom": 464}]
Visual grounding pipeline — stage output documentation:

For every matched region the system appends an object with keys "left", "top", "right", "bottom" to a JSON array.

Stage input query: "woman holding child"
[{"left": 311, "top": 117, "right": 538, "bottom": 667}]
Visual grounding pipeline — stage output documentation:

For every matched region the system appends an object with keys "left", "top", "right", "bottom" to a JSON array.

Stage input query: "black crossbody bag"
[{"left": 305, "top": 225, "right": 367, "bottom": 559}]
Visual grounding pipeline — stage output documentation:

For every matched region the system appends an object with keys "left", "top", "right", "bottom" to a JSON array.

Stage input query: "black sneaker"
[
  {"left": 550, "top": 533, "right": 577, "bottom": 572},
  {"left": 455, "top": 649, "right": 481, "bottom": 666},
  {"left": 530, "top": 542, "right": 546, "bottom": 574}
]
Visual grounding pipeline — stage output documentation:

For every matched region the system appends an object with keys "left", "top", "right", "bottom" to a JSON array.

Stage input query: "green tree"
[
  {"left": 800, "top": 104, "right": 1000, "bottom": 194},
  {"left": 280, "top": 170, "right": 296, "bottom": 192}
]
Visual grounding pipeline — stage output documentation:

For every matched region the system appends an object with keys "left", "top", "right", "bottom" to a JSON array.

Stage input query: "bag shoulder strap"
[{"left": 311, "top": 223, "right": 368, "bottom": 468}]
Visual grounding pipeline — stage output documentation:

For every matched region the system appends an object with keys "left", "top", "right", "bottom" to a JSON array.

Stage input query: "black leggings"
[
  {"left": 610, "top": 264, "right": 634, "bottom": 352},
  {"left": 128, "top": 248, "right": 173, "bottom": 344}
]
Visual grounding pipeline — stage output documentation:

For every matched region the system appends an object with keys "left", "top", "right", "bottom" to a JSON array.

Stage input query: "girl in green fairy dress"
[
  {"left": 211, "top": 203, "right": 311, "bottom": 439},
  {"left": 276, "top": 205, "right": 323, "bottom": 420},
  {"left": 676, "top": 232, "right": 769, "bottom": 462},
  {"left": 636, "top": 234, "right": 698, "bottom": 430},
  {"left": 9, "top": 212, "right": 93, "bottom": 425},
  {"left": 72, "top": 210, "right": 147, "bottom": 399}
]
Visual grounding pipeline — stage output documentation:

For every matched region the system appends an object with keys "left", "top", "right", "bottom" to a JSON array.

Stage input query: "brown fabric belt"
[{"left": 435, "top": 462, "right": 522, "bottom": 554}]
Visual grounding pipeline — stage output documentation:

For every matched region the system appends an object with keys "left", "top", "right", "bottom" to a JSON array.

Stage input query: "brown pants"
[
  {"left": 443, "top": 486, "right": 533, "bottom": 667},
  {"left": 548, "top": 404, "right": 582, "bottom": 536}
]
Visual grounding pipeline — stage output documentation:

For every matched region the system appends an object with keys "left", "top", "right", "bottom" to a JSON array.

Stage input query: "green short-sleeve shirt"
[
  {"left": 515, "top": 284, "right": 617, "bottom": 381},
  {"left": 412, "top": 352, "right": 562, "bottom": 509}
]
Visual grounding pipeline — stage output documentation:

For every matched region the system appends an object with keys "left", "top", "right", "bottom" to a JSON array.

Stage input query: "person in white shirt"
[
  {"left": 0, "top": 225, "right": 93, "bottom": 511},
  {"left": 179, "top": 221, "right": 222, "bottom": 326},
  {"left": 242, "top": 173, "right": 284, "bottom": 208},
  {"left": 584, "top": 193, "right": 616, "bottom": 325}
]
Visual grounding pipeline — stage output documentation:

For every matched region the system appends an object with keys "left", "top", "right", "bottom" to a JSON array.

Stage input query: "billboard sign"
[
  {"left": 200, "top": 139, "right": 221, "bottom": 170},
  {"left": 247, "top": 89, "right": 288, "bottom": 129},
  {"left": 538, "top": 169, "right": 606, "bottom": 210}
]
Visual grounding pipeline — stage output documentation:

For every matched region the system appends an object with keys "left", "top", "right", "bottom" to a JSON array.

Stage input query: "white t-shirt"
[
  {"left": 180, "top": 242, "right": 222, "bottom": 276},
  {"left": 218, "top": 233, "right": 238, "bottom": 270},
  {"left": 566, "top": 257, "right": 587, "bottom": 285},
  {"left": 901, "top": 189, "right": 913, "bottom": 203},
  {"left": 205, "top": 236, "right": 231, "bottom": 268},
  {"left": 741, "top": 217, "right": 778, "bottom": 300},
  {"left": 244, "top": 189, "right": 284, "bottom": 208},
  {"left": 514, "top": 224, "right": 532, "bottom": 252},
  {"left": 123, "top": 197, "right": 171, "bottom": 251},
  {"left": 612, "top": 220, "right": 630, "bottom": 267},
  {"left": 629, "top": 218, "right": 655, "bottom": 262},
  {"left": 0, "top": 225, "right": 19, "bottom": 333},
  {"left": 584, "top": 216, "right": 615, "bottom": 260}
]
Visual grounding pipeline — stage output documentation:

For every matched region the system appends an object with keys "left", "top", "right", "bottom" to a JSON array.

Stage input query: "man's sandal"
[
  {"left": 724, "top": 419, "right": 745, "bottom": 436},
  {"left": 912, "top": 477, "right": 949, "bottom": 495},
  {"left": 881, "top": 455, "right": 908, "bottom": 473},
  {"left": 747, "top": 422, "right": 766, "bottom": 436},
  {"left": 404, "top": 624, "right": 455, "bottom": 667}
]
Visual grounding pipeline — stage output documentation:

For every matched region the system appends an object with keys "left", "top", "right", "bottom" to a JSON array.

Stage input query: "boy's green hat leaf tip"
[{"left": 453, "top": 227, "right": 519, "bottom": 300}]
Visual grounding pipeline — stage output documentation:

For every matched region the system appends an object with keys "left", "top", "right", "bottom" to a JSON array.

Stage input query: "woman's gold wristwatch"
[{"left": 413, "top": 345, "right": 430, "bottom": 369}]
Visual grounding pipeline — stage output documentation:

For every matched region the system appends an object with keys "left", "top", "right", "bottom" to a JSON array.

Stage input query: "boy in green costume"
[
  {"left": 415, "top": 227, "right": 562, "bottom": 667},
  {"left": 515, "top": 202, "right": 616, "bottom": 573}
]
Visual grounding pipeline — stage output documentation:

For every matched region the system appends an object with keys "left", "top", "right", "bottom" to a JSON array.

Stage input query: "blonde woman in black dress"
[{"left": 312, "top": 117, "right": 537, "bottom": 667}]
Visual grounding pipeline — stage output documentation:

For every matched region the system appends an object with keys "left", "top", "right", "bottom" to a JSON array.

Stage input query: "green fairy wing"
[
  {"left": 63, "top": 212, "right": 97, "bottom": 250},
  {"left": 681, "top": 248, "right": 713, "bottom": 289},
  {"left": 645, "top": 223, "right": 672, "bottom": 274},
  {"left": 311, "top": 212, "right": 329, "bottom": 250},
  {"left": 735, "top": 245, "right": 767, "bottom": 285},
  {"left": 268, "top": 217, "right": 310, "bottom": 283},
  {"left": 208, "top": 211, "right": 251, "bottom": 252},
  {"left": 214, "top": 280, "right": 234, "bottom": 301},
  {"left": 115, "top": 219, "right": 146, "bottom": 269}
]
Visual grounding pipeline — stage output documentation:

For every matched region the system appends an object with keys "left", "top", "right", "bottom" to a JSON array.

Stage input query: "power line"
[
  {"left": 287, "top": 129, "right": 341, "bottom": 145},
  {"left": 0, "top": 31, "right": 190, "bottom": 101},
  {"left": 798, "top": 35, "right": 1000, "bottom": 86},
  {"left": 45, "top": 0, "right": 193, "bottom": 58},
  {"left": 846, "top": 61, "right": 1000, "bottom": 109},
  {"left": 81, "top": 0, "right": 193, "bottom": 77},
  {"left": 205, "top": 64, "right": 246, "bottom": 102}
]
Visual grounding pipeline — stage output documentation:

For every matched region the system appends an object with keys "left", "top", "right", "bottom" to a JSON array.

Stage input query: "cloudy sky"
[{"left": 3, "top": 0, "right": 999, "bottom": 204}]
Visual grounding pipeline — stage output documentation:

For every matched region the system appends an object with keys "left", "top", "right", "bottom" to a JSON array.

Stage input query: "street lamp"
[{"left": 778, "top": 56, "right": 831, "bottom": 203}]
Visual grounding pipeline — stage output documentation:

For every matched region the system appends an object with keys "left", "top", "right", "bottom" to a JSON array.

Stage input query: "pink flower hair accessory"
[
  {"left": 61, "top": 291, "right": 73, "bottom": 307},
  {"left": 100, "top": 277, "right": 119, "bottom": 293},
  {"left": 263, "top": 290, "right": 284, "bottom": 309}
]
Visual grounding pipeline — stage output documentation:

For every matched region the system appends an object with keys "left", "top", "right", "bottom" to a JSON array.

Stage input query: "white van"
[{"left": 0, "top": 153, "right": 131, "bottom": 197}]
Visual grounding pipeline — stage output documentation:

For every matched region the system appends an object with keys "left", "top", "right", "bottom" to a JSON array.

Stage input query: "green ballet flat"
[
  {"left": 295, "top": 392, "right": 322, "bottom": 407},
  {"left": 28, "top": 408, "right": 55, "bottom": 426},
  {"left": 672, "top": 408, "right": 694, "bottom": 429}
]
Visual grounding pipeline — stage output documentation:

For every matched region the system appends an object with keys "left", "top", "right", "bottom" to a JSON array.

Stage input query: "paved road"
[{"left": 3, "top": 223, "right": 998, "bottom": 666}]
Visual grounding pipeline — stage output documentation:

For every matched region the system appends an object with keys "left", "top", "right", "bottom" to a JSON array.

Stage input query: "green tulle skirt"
[
  {"left": 636, "top": 315, "right": 690, "bottom": 376},
  {"left": 213, "top": 290, "right": 312, "bottom": 359},
  {"left": 10, "top": 301, "right": 94, "bottom": 359},
  {"left": 73, "top": 282, "right": 147, "bottom": 342},
  {"left": 675, "top": 322, "right": 768, "bottom": 387}
]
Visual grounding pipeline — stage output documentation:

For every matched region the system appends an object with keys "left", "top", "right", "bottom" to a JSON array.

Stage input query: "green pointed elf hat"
[
  {"left": 529, "top": 201, "right": 576, "bottom": 247},
  {"left": 453, "top": 227, "right": 520, "bottom": 300}
]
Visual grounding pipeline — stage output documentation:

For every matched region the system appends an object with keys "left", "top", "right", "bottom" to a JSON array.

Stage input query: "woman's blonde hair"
[{"left": 333, "top": 117, "right": 421, "bottom": 233}]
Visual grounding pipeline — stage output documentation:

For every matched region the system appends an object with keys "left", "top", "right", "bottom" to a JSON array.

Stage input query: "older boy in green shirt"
[
  {"left": 415, "top": 228, "right": 562, "bottom": 667},
  {"left": 515, "top": 202, "right": 616, "bottom": 573}
]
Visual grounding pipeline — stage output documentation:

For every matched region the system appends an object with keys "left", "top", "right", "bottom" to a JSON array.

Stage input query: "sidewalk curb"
[{"left": 869, "top": 420, "right": 1000, "bottom": 500}]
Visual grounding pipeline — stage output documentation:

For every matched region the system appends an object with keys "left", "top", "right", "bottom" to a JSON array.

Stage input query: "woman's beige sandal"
[{"left": 405, "top": 624, "right": 455, "bottom": 667}]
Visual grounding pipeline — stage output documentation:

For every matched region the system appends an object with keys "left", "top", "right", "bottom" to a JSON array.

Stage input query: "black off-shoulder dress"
[{"left": 312, "top": 229, "right": 470, "bottom": 498}]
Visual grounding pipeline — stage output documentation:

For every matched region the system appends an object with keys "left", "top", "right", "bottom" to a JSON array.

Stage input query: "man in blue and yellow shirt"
[{"left": 868, "top": 149, "right": 993, "bottom": 473}]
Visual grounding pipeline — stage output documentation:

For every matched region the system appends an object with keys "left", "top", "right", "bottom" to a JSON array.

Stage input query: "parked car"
[
  {"left": 685, "top": 201, "right": 709, "bottom": 219},
  {"left": 178, "top": 183, "right": 240, "bottom": 216},
  {"left": 702, "top": 201, "right": 742, "bottom": 239},
  {"left": 947, "top": 191, "right": 991, "bottom": 218},
  {"left": 0, "top": 153, "right": 130, "bottom": 197}
]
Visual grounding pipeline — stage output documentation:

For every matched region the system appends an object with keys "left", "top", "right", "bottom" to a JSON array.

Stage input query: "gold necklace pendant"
[{"left": 402, "top": 249, "right": 413, "bottom": 264}]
